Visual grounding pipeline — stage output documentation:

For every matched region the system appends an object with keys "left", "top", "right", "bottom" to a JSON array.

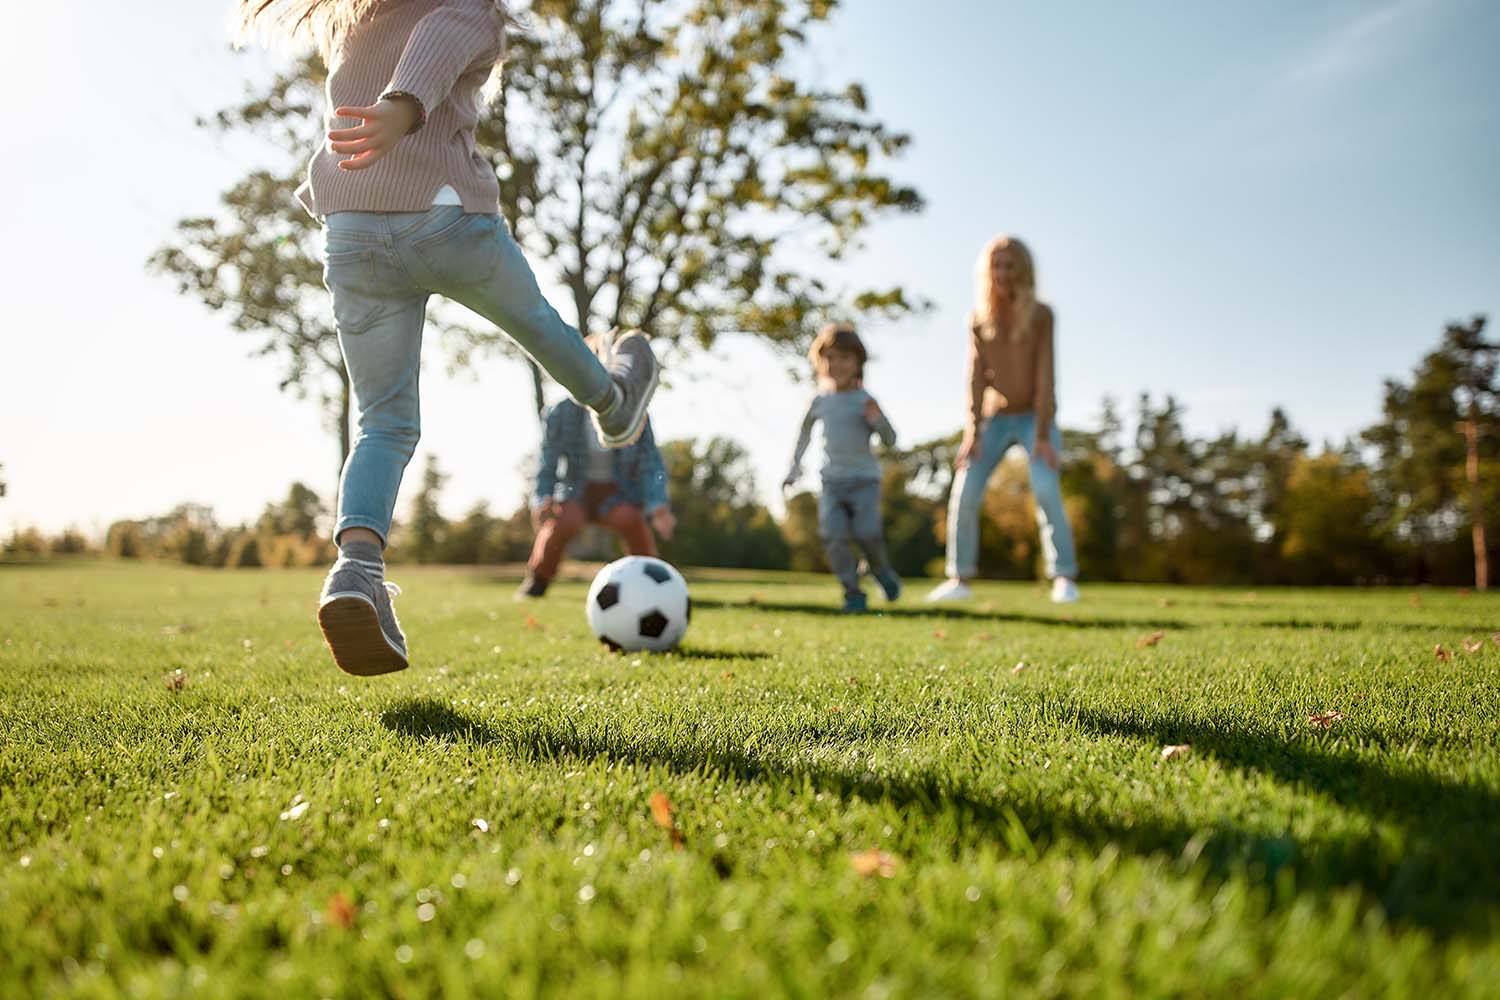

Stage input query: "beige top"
[
  {"left": 964, "top": 304, "right": 1056, "bottom": 438},
  {"left": 297, "top": 0, "right": 505, "bottom": 217}
]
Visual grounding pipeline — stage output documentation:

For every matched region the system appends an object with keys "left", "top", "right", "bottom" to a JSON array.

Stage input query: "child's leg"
[
  {"left": 818, "top": 481, "right": 861, "bottom": 596},
  {"left": 326, "top": 216, "right": 431, "bottom": 546},
  {"left": 943, "top": 418, "right": 1013, "bottom": 579},
  {"left": 528, "top": 500, "right": 588, "bottom": 586},
  {"left": 599, "top": 502, "right": 658, "bottom": 557},
  {"left": 1027, "top": 422, "right": 1080, "bottom": 580},
  {"left": 849, "top": 478, "right": 893, "bottom": 576},
  {"left": 399, "top": 210, "right": 615, "bottom": 411}
]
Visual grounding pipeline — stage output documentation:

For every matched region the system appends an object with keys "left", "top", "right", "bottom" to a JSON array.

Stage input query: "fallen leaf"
[
  {"left": 524, "top": 614, "right": 545, "bottom": 631},
  {"left": 472, "top": 818, "right": 489, "bottom": 833},
  {"left": 1409, "top": 593, "right": 1422, "bottom": 608},
  {"left": 1462, "top": 637, "right": 1484, "bottom": 654},
  {"left": 1011, "top": 661, "right": 1029, "bottom": 676},
  {"left": 326, "top": 892, "right": 356, "bottom": 929},
  {"left": 164, "top": 669, "right": 188, "bottom": 691},
  {"left": 1434, "top": 644, "right": 1451, "bottom": 662},
  {"left": 720, "top": 671, "right": 734, "bottom": 681},
  {"left": 1157, "top": 598, "right": 1174, "bottom": 608},
  {"left": 849, "top": 848, "right": 901, "bottom": 878},
  {"left": 1307, "top": 710, "right": 1344, "bottom": 729},
  {"left": 932, "top": 629, "right": 948, "bottom": 640},
  {"left": 649, "top": 791, "right": 684, "bottom": 850},
  {"left": 1136, "top": 630, "right": 1166, "bottom": 648},
  {"left": 974, "top": 631, "right": 995, "bottom": 642},
  {"left": 1160, "top": 744, "right": 1192, "bottom": 761}
]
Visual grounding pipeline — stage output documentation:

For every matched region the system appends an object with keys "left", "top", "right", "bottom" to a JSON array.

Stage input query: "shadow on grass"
[
  {"left": 660, "top": 647, "right": 774, "bottom": 662},
  {"left": 690, "top": 597, "right": 1191, "bottom": 631},
  {"left": 380, "top": 695, "right": 1498, "bottom": 937}
]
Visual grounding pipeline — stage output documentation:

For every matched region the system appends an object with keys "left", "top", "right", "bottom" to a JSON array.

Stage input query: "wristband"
[{"left": 378, "top": 90, "right": 427, "bottom": 134}]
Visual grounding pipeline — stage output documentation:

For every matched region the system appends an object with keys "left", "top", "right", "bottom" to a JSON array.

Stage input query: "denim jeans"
[
  {"left": 819, "top": 477, "right": 891, "bottom": 596},
  {"left": 323, "top": 207, "right": 614, "bottom": 544},
  {"left": 945, "top": 413, "right": 1079, "bottom": 580}
]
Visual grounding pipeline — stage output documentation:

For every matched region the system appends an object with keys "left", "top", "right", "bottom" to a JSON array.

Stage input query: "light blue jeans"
[
  {"left": 945, "top": 413, "right": 1079, "bottom": 580},
  {"left": 323, "top": 207, "right": 614, "bottom": 544}
]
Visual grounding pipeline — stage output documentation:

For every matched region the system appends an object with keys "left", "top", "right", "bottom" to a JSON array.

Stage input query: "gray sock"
[{"left": 339, "top": 538, "right": 385, "bottom": 583}]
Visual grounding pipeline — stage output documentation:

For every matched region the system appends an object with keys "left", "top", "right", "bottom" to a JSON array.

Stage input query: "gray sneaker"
[
  {"left": 592, "top": 328, "right": 660, "bottom": 448},
  {"left": 317, "top": 559, "right": 408, "bottom": 676}
]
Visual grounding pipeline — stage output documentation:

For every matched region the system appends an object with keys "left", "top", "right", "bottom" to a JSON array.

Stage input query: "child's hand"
[
  {"left": 956, "top": 433, "right": 978, "bottom": 469},
  {"left": 1032, "top": 437, "right": 1060, "bottom": 471},
  {"left": 650, "top": 508, "right": 677, "bottom": 541},
  {"left": 863, "top": 398, "right": 883, "bottom": 424},
  {"left": 329, "top": 97, "right": 421, "bottom": 171}
]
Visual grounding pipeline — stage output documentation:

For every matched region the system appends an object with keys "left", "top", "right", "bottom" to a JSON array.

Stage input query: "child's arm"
[
  {"left": 384, "top": 0, "right": 505, "bottom": 124},
  {"left": 329, "top": 0, "right": 503, "bottom": 171},
  {"left": 531, "top": 404, "right": 564, "bottom": 518},
  {"left": 784, "top": 399, "right": 819, "bottom": 488},
  {"left": 636, "top": 421, "right": 671, "bottom": 517},
  {"left": 864, "top": 395, "right": 897, "bottom": 448}
]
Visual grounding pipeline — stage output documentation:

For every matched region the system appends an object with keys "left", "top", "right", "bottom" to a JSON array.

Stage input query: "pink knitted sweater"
[{"left": 297, "top": 0, "right": 504, "bottom": 217}]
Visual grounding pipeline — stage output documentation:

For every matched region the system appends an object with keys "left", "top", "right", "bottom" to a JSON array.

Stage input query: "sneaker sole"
[
  {"left": 318, "top": 594, "right": 408, "bottom": 676},
  {"left": 599, "top": 332, "right": 660, "bottom": 449}
]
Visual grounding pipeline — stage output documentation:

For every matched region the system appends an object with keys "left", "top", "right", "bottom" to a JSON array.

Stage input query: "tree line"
[{"left": 6, "top": 314, "right": 1493, "bottom": 586}]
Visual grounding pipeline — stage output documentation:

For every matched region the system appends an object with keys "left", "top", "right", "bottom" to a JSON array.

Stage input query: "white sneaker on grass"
[
  {"left": 925, "top": 578, "right": 972, "bottom": 603},
  {"left": 1051, "top": 577, "right": 1080, "bottom": 604}
]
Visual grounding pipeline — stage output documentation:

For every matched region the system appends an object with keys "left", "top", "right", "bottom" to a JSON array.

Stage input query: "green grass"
[{"left": 2, "top": 562, "right": 1498, "bottom": 998}]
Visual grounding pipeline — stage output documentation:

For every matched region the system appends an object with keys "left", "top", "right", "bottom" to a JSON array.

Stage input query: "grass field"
[{"left": 2, "top": 562, "right": 1498, "bottom": 998}]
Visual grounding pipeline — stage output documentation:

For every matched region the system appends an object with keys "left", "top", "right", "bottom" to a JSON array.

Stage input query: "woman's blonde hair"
[
  {"left": 974, "top": 235, "right": 1038, "bottom": 342},
  {"left": 808, "top": 323, "right": 867, "bottom": 386},
  {"left": 236, "top": 0, "right": 508, "bottom": 64}
]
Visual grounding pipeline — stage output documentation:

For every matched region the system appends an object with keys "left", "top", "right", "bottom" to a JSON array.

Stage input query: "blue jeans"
[
  {"left": 323, "top": 207, "right": 614, "bottom": 544},
  {"left": 819, "top": 477, "right": 891, "bottom": 596},
  {"left": 945, "top": 413, "right": 1079, "bottom": 580}
]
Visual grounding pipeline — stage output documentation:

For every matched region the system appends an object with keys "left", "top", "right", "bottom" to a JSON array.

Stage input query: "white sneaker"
[
  {"left": 1051, "top": 577, "right": 1080, "bottom": 603},
  {"left": 925, "top": 579, "right": 972, "bottom": 602}
]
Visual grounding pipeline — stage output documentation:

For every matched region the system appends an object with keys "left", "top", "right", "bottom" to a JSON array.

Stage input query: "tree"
[
  {"left": 152, "top": 2, "right": 923, "bottom": 494},
  {"left": 488, "top": 0, "right": 924, "bottom": 353},
  {"left": 257, "top": 481, "right": 327, "bottom": 540},
  {"left": 1364, "top": 315, "right": 1495, "bottom": 585},
  {"left": 401, "top": 455, "right": 451, "bottom": 564},
  {"left": 657, "top": 437, "right": 788, "bottom": 569}
]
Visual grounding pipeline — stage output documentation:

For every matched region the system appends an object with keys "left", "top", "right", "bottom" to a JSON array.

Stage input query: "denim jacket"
[{"left": 532, "top": 400, "right": 670, "bottom": 514}]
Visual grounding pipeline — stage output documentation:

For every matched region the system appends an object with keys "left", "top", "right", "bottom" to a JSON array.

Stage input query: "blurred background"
[{"left": 1, "top": 0, "right": 1496, "bottom": 584}]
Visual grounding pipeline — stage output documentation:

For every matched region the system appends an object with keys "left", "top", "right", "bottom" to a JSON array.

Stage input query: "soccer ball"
[{"left": 585, "top": 556, "right": 691, "bottom": 652}]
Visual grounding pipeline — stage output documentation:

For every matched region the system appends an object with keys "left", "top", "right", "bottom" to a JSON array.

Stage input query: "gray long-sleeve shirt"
[{"left": 786, "top": 388, "right": 897, "bottom": 484}]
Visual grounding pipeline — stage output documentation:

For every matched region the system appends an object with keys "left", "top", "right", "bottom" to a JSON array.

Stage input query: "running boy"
[{"left": 783, "top": 323, "right": 900, "bottom": 612}]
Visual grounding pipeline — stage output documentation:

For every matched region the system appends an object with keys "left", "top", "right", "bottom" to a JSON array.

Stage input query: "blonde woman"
[
  {"left": 236, "top": 0, "right": 660, "bottom": 675},
  {"left": 927, "top": 236, "right": 1080, "bottom": 604}
]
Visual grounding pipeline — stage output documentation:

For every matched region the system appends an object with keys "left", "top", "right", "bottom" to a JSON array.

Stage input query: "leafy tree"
[
  {"left": 258, "top": 481, "right": 327, "bottom": 540},
  {"left": 400, "top": 455, "right": 451, "bottom": 564},
  {"left": 657, "top": 437, "right": 788, "bottom": 569},
  {"left": 152, "top": 1, "right": 923, "bottom": 489}
]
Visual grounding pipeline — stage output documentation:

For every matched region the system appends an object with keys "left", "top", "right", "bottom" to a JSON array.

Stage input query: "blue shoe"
[
  {"left": 874, "top": 569, "right": 902, "bottom": 601},
  {"left": 842, "top": 592, "right": 868, "bottom": 614}
]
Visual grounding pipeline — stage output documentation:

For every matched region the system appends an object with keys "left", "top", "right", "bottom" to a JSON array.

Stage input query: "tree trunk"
[
  {"left": 1461, "top": 415, "right": 1488, "bottom": 590},
  {"left": 528, "top": 359, "right": 546, "bottom": 423}
]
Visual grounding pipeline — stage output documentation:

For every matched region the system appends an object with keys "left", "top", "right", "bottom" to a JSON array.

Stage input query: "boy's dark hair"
[{"left": 808, "top": 322, "right": 867, "bottom": 378}]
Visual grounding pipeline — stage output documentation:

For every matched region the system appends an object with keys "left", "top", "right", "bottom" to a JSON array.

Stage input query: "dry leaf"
[
  {"left": 1011, "top": 661, "right": 1030, "bottom": 676},
  {"left": 524, "top": 614, "right": 545, "bottom": 631},
  {"left": 828, "top": 705, "right": 843, "bottom": 714},
  {"left": 1409, "top": 593, "right": 1422, "bottom": 608},
  {"left": 1462, "top": 637, "right": 1484, "bottom": 654},
  {"left": 649, "top": 791, "right": 684, "bottom": 850},
  {"left": 720, "top": 671, "right": 735, "bottom": 681},
  {"left": 849, "top": 848, "right": 901, "bottom": 878},
  {"left": 1160, "top": 744, "right": 1192, "bottom": 761},
  {"left": 932, "top": 629, "right": 948, "bottom": 640},
  {"left": 1434, "top": 644, "right": 1451, "bottom": 662},
  {"left": 1307, "top": 710, "right": 1344, "bottom": 729},
  {"left": 326, "top": 892, "right": 356, "bottom": 929},
  {"left": 1157, "top": 598, "right": 1174, "bottom": 608},
  {"left": 1136, "top": 630, "right": 1166, "bottom": 648},
  {"left": 165, "top": 669, "right": 188, "bottom": 691}
]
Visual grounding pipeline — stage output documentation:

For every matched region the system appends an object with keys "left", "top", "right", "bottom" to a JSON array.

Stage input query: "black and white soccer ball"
[{"left": 585, "top": 556, "right": 690, "bottom": 652}]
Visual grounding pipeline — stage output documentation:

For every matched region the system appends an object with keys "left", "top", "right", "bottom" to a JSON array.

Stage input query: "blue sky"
[{"left": 2, "top": 0, "right": 1497, "bottom": 537}]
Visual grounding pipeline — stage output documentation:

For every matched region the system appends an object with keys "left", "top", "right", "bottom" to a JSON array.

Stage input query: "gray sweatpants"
[{"left": 819, "top": 477, "right": 892, "bottom": 596}]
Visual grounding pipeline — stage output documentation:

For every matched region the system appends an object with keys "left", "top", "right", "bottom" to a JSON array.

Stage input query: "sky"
[{"left": 2, "top": 0, "right": 1497, "bottom": 538}]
